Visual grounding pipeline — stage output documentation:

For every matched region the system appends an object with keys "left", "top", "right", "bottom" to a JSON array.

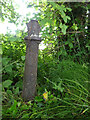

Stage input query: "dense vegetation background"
[{"left": 0, "top": 0, "right": 90, "bottom": 119}]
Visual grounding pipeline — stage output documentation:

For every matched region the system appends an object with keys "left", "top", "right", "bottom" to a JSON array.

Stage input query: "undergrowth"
[
  {"left": 2, "top": 56, "right": 90, "bottom": 119},
  {"left": 2, "top": 35, "right": 90, "bottom": 119}
]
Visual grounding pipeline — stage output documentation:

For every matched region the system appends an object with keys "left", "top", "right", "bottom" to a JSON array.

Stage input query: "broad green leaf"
[
  {"left": 63, "top": 15, "right": 67, "bottom": 23},
  {"left": 5, "top": 65, "right": 12, "bottom": 73},
  {"left": 21, "top": 56, "right": 25, "bottom": 61},
  {"left": 14, "top": 87, "right": 19, "bottom": 94},
  {"left": 2, "top": 57, "right": 11, "bottom": 66},
  {"left": 6, "top": 90, "right": 12, "bottom": 95},
  {"left": 69, "top": 43, "right": 73, "bottom": 48},
  {"left": 15, "top": 81, "right": 23, "bottom": 89},
  {"left": 35, "top": 96, "right": 43, "bottom": 102},
  {"left": 3, "top": 80, "right": 13, "bottom": 88},
  {"left": 60, "top": 23, "right": 62, "bottom": 28},
  {"left": 67, "top": 16, "right": 71, "bottom": 20},
  {"left": 63, "top": 51, "right": 67, "bottom": 56},
  {"left": 65, "top": 41, "right": 69, "bottom": 45},
  {"left": 60, "top": 24, "right": 68, "bottom": 35},
  {"left": 17, "top": 102, "right": 21, "bottom": 107},
  {"left": 67, "top": 8, "right": 72, "bottom": 11},
  {"left": 8, "top": 100, "right": 17, "bottom": 112}
]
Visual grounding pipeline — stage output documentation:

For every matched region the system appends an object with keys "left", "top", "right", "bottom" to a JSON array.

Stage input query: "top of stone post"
[{"left": 27, "top": 20, "right": 40, "bottom": 37}]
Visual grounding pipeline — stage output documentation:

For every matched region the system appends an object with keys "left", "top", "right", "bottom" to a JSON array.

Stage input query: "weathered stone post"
[{"left": 22, "top": 20, "right": 41, "bottom": 101}]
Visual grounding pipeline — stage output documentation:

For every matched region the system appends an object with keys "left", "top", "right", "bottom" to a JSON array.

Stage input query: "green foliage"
[
  {"left": 31, "top": 2, "right": 89, "bottom": 63},
  {"left": 1, "top": 1, "right": 90, "bottom": 119},
  {"left": 33, "top": 2, "right": 71, "bottom": 37},
  {"left": 1, "top": 33, "right": 26, "bottom": 83},
  {"left": 3, "top": 80, "right": 13, "bottom": 88},
  {"left": 2, "top": 33, "right": 89, "bottom": 119},
  {"left": 3, "top": 38, "right": 89, "bottom": 119},
  {"left": 0, "top": 0, "right": 20, "bottom": 23},
  {"left": 59, "top": 23, "right": 68, "bottom": 35}
]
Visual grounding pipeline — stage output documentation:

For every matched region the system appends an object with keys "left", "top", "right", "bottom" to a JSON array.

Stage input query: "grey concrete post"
[{"left": 22, "top": 20, "right": 41, "bottom": 101}]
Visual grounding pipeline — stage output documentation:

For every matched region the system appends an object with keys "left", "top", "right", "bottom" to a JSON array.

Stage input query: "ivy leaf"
[{"left": 60, "top": 23, "right": 68, "bottom": 35}]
